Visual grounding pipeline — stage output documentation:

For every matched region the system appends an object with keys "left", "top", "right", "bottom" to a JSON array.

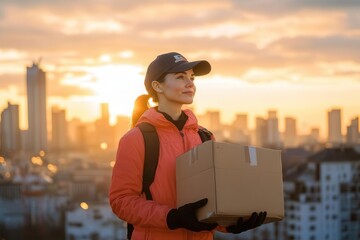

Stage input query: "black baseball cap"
[{"left": 144, "top": 52, "right": 211, "bottom": 93}]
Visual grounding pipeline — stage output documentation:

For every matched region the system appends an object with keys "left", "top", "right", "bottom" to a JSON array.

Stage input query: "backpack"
[{"left": 127, "top": 122, "right": 213, "bottom": 239}]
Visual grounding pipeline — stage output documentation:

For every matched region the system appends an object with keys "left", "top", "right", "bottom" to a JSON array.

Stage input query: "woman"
[{"left": 109, "top": 52, "right": 266, "bottom": 240}]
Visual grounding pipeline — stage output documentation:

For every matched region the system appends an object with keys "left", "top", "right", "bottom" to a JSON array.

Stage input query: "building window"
[{"left": 69, "top": 222, "right": 83, "bottom": 227}]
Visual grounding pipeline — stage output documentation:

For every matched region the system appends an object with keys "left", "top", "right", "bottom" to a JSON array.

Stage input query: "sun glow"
[{"left": 88, "top": 64, "right": 145, "bottom": 121}]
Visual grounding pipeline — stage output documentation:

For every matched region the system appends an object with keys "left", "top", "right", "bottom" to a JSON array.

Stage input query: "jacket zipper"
[{"left": 179, "top": 131, "right": 186, "bottom": 152}]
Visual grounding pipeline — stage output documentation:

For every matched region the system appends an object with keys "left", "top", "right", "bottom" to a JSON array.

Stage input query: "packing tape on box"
[
  {"left": 246, "top": 146, "right": 257, "bottom": 166},
  {"left": 189, "top": 147, "right": 198, "bottom": 165}
]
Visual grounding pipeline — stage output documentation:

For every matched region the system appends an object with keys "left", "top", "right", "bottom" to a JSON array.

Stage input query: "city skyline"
[{"left": 0, "top": 94, "right": 357, "bottom": 141}]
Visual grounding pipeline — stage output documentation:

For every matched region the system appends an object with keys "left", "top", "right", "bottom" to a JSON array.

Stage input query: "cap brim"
[{"left": 167, "top": 60, "right": 211, "bottom": 76}]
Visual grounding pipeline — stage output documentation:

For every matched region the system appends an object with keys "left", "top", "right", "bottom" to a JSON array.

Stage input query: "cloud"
[
  {"left": 0, "top": 0, "right": 359, "bottom": 86},
  {"left": 270, "top": 35, "right": 360, "bottom": 62},
  {"left": 0, "top": 70, "right": 95, "bottom": 98},
  {"left": 232, "top": 0, "right": 360, "bottom": 15},
  {"left": 0, "top": 74, "right": 24, "bottom": 91}
]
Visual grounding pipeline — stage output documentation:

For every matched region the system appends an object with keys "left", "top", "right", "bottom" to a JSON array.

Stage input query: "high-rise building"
[
  {"left": 95, "top": 103, "right": 113, "bottom": 148},
  {"left": 26, "top": 62, "right": 47, "bottom": 154},
  {"left": 51, "top": 106, "right": 68, "bottom": 151},
  {"left": 346, "top": 117, "right": 359, "bottom": 145},
  {"left": 205, "top": 110, "right": 221, "bottom": 131},
  {"left": 255, "top": 117, "right": 267, "bottom": 147},
  {"left": 267, "top": 110, "right": 281, "bottom": 147},
  {"left": 231, "top": 114, "right": 250, "bottom": 144},
  {"left": 232, "top": 114, "right": 248, "bottom": 131},
  {"left": 0, "top": 102, "right": 21, "bottom": 155},
  {"left": 310, "top": 128, "right": 320, "bottom": 141},
  {"left": 284, "top": 117, "right": 297, "bottom": 147},
  {"left": 101, "top": 102, "right": 109, "bottom": 124},
  {"left": 283, "top": 147, "right": 360, "bottom": 240},
  {"left": 327, "top": 108, "right": 342, "bottom": 145}
]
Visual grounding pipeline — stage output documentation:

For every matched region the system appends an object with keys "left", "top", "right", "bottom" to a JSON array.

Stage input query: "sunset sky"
[{"left": 1, "top": 0, "right": 360, "bottom": 139}]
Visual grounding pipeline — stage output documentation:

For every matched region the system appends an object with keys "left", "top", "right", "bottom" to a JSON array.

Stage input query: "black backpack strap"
[
  {"left": 127, "top": 122, "right": 159, "bottom": 240},
  {"left": 198, "top": 127, "right": 213, "bottom": 142},
  {"left": 126, "top": 224, "right": 134, "bottom": 240},
  {"left": 138, "top": 122, "right": 159, "bottom": 200}
]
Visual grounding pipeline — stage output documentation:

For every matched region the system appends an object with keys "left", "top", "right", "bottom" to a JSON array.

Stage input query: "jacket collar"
[{"left": 136, "top": 107, "right": 199, "bottom": 131}]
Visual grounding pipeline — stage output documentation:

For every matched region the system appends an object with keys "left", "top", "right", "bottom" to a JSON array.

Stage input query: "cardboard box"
[{"left": 176, "top": 141, "right": 284, "bottom": 226}]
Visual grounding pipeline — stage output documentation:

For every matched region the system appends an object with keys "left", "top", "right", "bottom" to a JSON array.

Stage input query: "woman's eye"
[{"left": 175, "top": 73, "right": 194, "bottom": 81}]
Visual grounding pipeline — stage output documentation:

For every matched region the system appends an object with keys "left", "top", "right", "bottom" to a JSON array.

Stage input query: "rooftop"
[{"left": 308, "top": 147, "right": 360, "bottom": 163}]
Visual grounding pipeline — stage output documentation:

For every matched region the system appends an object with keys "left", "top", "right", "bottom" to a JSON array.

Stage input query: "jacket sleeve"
[{"left": 109, "top": 128, "right": 172, "bottom": 229}]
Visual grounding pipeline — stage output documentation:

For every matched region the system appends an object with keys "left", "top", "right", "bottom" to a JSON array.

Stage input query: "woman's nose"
[{"left": 185, "top": 77, "right": 194, "bottom": 87}]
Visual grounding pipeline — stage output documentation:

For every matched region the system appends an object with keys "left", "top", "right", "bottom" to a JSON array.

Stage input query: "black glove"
[
  {"left": 167, "top": 198, "right": 218, "bottom": 232},
  {"left": 226, "top": 211, "right": 267, "bottom": 234}
]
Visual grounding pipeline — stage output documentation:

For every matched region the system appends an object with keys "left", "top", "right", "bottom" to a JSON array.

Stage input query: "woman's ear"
[{"left": 151, "top": 81, "right": 163, "bottom": 93}]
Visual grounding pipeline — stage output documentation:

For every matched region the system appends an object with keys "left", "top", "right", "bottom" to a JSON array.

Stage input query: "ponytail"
[{"left": 131, "top": 94, "right": 151, "bottom": 128}]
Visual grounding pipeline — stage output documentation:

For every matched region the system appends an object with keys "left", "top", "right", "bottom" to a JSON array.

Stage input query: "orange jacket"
[{"left": 109, "top": 108, "right": 218, "bottom": 240}]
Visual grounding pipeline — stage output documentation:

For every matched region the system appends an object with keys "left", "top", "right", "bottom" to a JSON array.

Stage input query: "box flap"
[{"left": 176, "top": 141, "right": 215, "bottom": 182}]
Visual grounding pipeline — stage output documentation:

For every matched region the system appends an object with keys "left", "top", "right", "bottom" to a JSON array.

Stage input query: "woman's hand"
[
  {"left": 167, "top": 198, "right": 218, "bottom": 232},
  {"left": 226, "top": 211, "right": 267, "bottom": 234}
]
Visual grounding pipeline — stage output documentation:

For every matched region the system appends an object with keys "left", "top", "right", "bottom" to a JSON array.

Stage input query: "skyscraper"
[
  {"left": 95, "top": 103, "right": 114, "bottom": 149},
  {"left": 255, "top": 117, "right": 267, "bottom": 147},
  {"left": 327, "top": 108, "right": 342, "bottom": 145},
  {"left": 346, "top": 117, "right": 359, "bottom": 145},
  {"left": 232, "top": 113, "right": 248, "bottom": 131},
  {"left": 0, "top": 102, "right": 21, "bottom": 155},
  {"left": 51, "top": 106, "right": 68, "bottom": 151},
  {"left": 267, "top": 110, "right": 281, "bottom": 147},
  {"left": 284, "top": 117, "right": 297, "bottom": 147},
  {"left": 26, "top": 62, "right": 47, "bottom": 154},
  {"left": 204, "top": 110, "right": 221, "bottom": 131}
]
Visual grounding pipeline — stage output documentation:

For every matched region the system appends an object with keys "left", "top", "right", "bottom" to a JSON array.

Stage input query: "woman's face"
[{"left": 156, "top": 69, "right": 196, "bottom": 105}]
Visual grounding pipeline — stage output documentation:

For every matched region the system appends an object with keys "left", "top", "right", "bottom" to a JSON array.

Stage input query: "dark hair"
[
  {"left": 131, "top": 94, "right": 150, "bottom": 128},
  {"left": 131, "top": 75, "right": 166, "bottom": 128}
]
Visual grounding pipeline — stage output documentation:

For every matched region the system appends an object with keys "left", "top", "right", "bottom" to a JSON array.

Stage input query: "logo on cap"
[{"left": 173, "top": 54, "right": 187, "bottom": 63}]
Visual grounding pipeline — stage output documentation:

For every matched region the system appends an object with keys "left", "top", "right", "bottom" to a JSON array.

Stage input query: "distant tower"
[
  {"left": 267, "top": 110, "right": 281, "bottom": 147},
  {"left": 51, "top": 107, "right": 68, "bottom": 151},
  {"left": 284, "top": 117, "right": 297, "bottom": 147},
  {"left": 205, "top": 111, "right": 221, "bottom": 132},
  {"left": 95, "top": 103, "right": 113, "bottom": 148},
  {"left": 255, "top": 117, "right": 267, "bottom": 147},
  {"left": 0, "top": 102, "right": 21, "bottom": 155},
  {"left": 327, "top": 109, "right": 342, "bottom": 145},
  {"left": 101, "top": 102, "right": 110, "bottom": 124},
  {"left": 233, "top": 114, "right": 248, "bottom": 131},
  {"left": 26, "top": 62, "right": 48, "bottom": 154},
  {"left": 346, "top": 117, "right": 359, "bottom": 145}
]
